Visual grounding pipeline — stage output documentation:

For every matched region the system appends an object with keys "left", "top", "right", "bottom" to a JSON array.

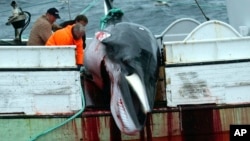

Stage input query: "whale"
[{"left": 84, "top": 22, "right": 160, "bottom": 134}]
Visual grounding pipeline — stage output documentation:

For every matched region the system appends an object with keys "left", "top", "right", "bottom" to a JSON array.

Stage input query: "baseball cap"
[{"left": 47, "top": 8, "right": 60, "bottom": 19}]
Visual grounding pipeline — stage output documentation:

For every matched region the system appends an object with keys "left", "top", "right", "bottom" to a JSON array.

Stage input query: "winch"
[{"left": 6, "top": 1, "right": 31, "bottom": 43}]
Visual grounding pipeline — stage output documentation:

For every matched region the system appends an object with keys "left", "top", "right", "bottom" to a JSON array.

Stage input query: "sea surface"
[{"left": 0, "top": 0, "right": 228, "bottom": 39}]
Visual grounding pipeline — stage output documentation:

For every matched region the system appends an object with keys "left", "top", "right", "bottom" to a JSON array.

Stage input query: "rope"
[
  {"left": 80, "top": 0, "right": 100, "bottom": 14},
  {"left": 194, "top": 0, "right": 210, "bottom": 21},
  {"left": 100, "top": 8, "right": 123, "bottom": 29}
]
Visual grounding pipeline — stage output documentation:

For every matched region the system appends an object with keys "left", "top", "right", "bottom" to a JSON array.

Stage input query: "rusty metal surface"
[{"left": 0, "top": 106, "right": 249, "bottom": 141}]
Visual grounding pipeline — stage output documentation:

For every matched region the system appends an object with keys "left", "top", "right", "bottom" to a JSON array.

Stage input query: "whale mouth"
[
  {"left": 109, "top": 71, "right": 148, "bottom": 134},
  {"left": 103, "top": 57, "right": 149, "bottom": 134}
]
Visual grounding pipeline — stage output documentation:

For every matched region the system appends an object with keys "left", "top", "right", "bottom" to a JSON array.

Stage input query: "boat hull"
[{"left": 1, "top": 105, "right": 248, "bottom": 141}]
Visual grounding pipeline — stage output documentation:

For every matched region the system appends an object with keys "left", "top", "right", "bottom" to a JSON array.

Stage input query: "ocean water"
[{"left": 0, "top": 0, "right": 228, "bottom": 39}]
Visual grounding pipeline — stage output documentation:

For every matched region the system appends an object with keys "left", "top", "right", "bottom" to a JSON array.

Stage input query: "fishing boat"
[{"left": 1, "top": 0, "right": 250, "bottom": 140}]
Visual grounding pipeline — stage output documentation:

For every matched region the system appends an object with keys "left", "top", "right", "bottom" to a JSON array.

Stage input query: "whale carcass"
[{"left": 84, "top": 22, "right": 160, "bottom": 134}]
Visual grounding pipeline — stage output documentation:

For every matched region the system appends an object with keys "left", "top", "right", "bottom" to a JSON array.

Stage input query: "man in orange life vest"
[
  {"left": 46, "top": 23, "right": 85, "bottom": 68},
  {"left": 59, "top": 14, "right": 88, "bottom": 49}
]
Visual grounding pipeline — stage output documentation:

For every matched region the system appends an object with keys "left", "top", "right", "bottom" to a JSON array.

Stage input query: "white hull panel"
[
  {"left": 0, "top": 71, "right": 82, "bottom": 114},
  {"left": 0, "top": 46, "right": 76, "bottom": 68},
  {"left": 164, "top": 20, "right": 250, "bottom": 107},
  {"left": 165, "top": 37, "right": 250, "bottom": 64},
  {"left": 166, "top": 61, "right": 250, "bottom": 107},
  {"left": 0, "top": 46, "right": 83, "bottom": 115}
]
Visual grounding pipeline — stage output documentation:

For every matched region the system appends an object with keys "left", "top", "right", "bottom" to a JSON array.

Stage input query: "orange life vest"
[{"left": 46, "top": 25, "right": 84, "bottom": 65}]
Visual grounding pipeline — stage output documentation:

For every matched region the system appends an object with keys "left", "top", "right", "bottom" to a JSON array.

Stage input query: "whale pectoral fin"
[{"left": 125, "top": 73, "right": 151, "bottom": 113}]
